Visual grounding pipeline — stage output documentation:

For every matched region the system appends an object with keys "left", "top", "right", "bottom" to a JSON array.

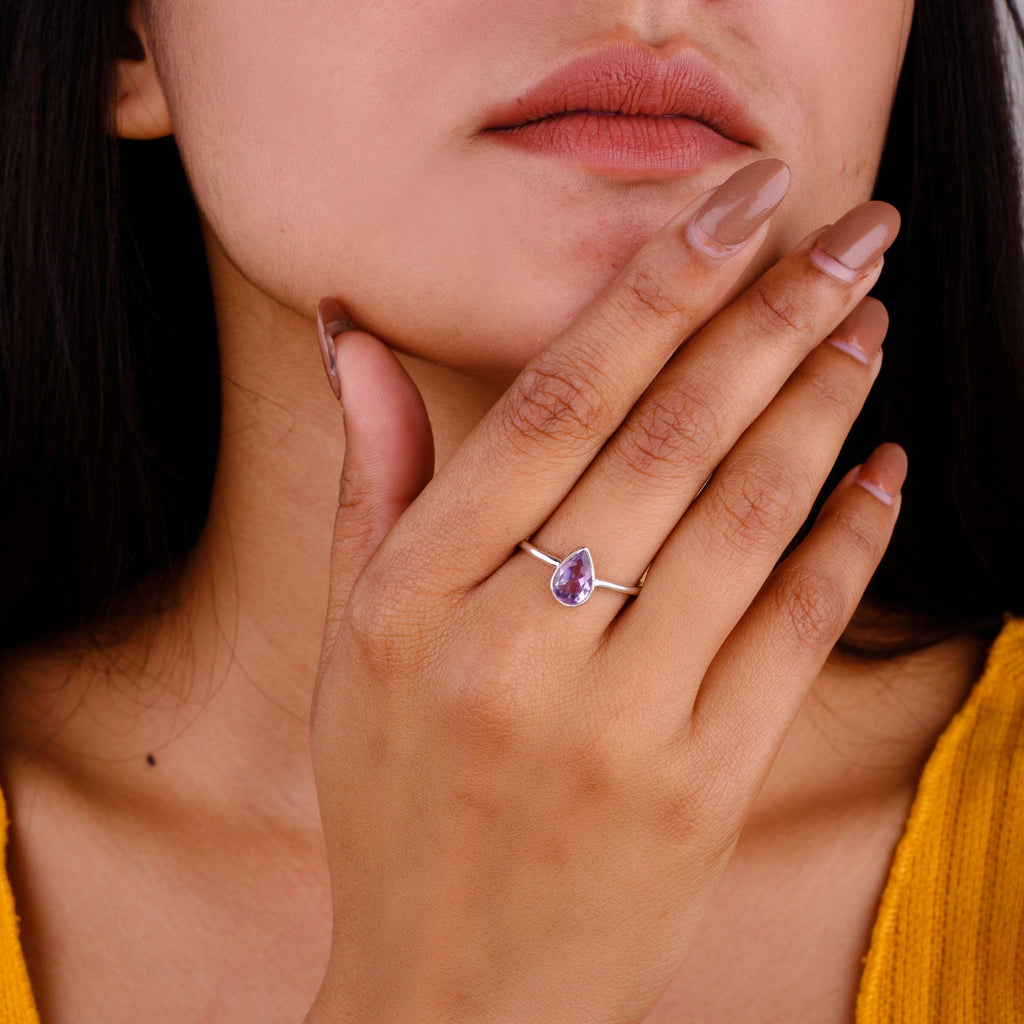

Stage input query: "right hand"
[{"left": 307, "top": 158, "right": 903, "bottom": 1023}]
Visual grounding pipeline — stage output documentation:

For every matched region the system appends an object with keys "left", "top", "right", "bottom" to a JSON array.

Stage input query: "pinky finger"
[{"left": 691, "top": 443, "right": 907, "bottom": 775}]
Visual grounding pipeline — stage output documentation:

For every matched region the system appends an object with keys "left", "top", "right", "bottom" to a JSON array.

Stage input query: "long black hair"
[
  {"left": 1, "top": 1, "right": 1023, "bottom": 657},
  {"left": 0, "top": 2, "right": 218, "bottom": 652},
  {"left": 837, "top": 0, "right": 1024, "bottom": 655}
]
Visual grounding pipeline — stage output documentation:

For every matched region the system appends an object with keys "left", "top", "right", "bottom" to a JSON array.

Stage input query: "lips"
[{"left": 483, "top": 44, "right": 756, "bottom": 175}]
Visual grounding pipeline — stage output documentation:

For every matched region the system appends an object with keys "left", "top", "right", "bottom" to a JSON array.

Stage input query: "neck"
[{"left": 0, "top": 246, "right": 504, "bottom": 824}]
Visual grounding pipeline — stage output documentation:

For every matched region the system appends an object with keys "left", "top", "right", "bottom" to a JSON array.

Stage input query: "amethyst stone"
[{"left": 550, "top": 547, "right": 596, "bottom": 607}]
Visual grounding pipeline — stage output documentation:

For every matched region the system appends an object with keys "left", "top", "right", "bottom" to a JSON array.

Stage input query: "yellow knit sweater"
[
  {"left": 1, "top": 617, "right": 1022, "bottom": 1022},
  {"left": 856, "top": 615, "right": 1024, "bottom": 1021},
  {"left": 0, "top": 793, "right": 36, "bottom": 1022}
]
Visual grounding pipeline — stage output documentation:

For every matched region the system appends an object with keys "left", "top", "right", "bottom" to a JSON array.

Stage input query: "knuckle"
[
  {"left": 800, "top": 364, "right": 861, "bottom": 421},
  {"left": 707, "top": 454, "right": 800, "bottom": 552},
  {"left": 335, "top": 479, "right": 389, "bottom": 557},
  {"left": 617, "top": 263, "right": 690, "bottom": 324},
  {"left": 342, "top": 596, "right": 408, "bottom": 681},
  {"left": 437, "top": 620, "right": 555, "bottom": 745},
  {"left": 619, "top": 385, "right": 721, "bottom": 482},
  {"left": 749, "top": 280, "right": 810, "bottom": 339},
  {"left": 772, "top": 564, "right": 849, "bottom": 653},
  {"left": 501, "top": 352, "right": 611, "bottom": 456},
  {"left": 342, "top": 563, "right": 436, "bottom": 678},
  {"left": 827, "top": 503, "right": 890, "bottom": 564},
  {"left": 344, "top": 580, "right": 403, "bottom": 648},
  {"left": 336, "top": 471, "right": 376, "bottom": 528}
]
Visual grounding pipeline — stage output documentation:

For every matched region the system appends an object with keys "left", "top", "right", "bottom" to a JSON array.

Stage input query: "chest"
[
  {"left": 7, "top": 774, "right": 912, "bottom": 1023},
  {"left": 7, "top": 792, "right": 333, "bottom": 1023}
]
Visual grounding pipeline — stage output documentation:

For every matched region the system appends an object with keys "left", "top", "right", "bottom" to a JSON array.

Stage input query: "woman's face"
[{"left": 148, "top": 0, "right": 913, "bottom": 380}]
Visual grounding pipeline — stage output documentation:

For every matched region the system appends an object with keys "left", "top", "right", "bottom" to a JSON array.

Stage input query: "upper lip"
[{"left": 483, "top": 43, "right": 756, "bottom": 145}]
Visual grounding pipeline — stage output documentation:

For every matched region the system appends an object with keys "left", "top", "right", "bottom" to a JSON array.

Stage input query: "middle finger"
[{"left": 526, "top": 201, "right": 899, "bottom": 612}]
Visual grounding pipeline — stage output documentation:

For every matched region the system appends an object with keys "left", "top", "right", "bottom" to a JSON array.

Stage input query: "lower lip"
[{"left": 487, "top": 112, "right": 744, "bottom": 174}]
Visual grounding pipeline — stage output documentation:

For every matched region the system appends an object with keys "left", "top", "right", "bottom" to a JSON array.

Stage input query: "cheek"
[
  {"left": 153, "top": 0, "right": 689, "bottom": 375},
  {"left": 154, "top": 2, "right": 457, "bottom": 299},
  {"left": 758, "top": 0, "right": 912, "bottom": 229}
]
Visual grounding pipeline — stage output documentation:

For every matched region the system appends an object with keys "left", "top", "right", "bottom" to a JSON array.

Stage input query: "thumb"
[{"left": 317, "top": 298, "right": 434, "bottom": 619}]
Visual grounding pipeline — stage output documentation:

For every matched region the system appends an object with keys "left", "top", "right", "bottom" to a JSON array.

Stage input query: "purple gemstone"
[{"left": 551, "top": 548, "right": 596, "bottom": 607}]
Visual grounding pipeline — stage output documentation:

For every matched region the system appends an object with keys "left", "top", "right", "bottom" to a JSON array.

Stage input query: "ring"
[{"left": 518, "top": 540, "right": 643, "bottom": 607}]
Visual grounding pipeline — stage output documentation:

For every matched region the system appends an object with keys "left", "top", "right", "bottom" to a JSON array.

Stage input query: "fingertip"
[
  {"left": 317, "top": 296, "right": 353, "bottom": 335},
  {"left": 853, "top": 442, "right": 907, "bottom": 507},
  {"left": 824, "top": 296, "right": 889, "bottom": 365},
  {"left": 684, "top": 158, "right": 791, "bottom": 259},
  {"left": 842, "top": 296, "right": 889, "bottom": 339}
]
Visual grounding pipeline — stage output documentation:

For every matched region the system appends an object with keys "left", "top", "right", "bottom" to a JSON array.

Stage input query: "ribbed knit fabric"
[
  {"left": 0, "top": 618, "right": 1020, "bottom": 1021},
  {"left": 0, "top": 789, "right": 39, "bottom": 1023},
  {"left": 857, "top": 615, "right": 1024, "bottom": 1022}
]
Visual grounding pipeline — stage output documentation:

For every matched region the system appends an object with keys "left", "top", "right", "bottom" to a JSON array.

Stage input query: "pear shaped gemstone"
[{"left": 551, "top": 547, "right": 596, "bottom": 607}]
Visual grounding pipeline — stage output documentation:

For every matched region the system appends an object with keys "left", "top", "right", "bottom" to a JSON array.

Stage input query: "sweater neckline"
[{"left": 855, "top": 614, "right": 1024, "bottom": 1019}]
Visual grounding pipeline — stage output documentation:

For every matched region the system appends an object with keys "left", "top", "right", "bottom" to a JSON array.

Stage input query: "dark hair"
[
  {"left": 1, "top": 1, "right": 1023, "bottom": 656},
  {"left": 0, "top": 1, "right": 219, "bottom": 652},
  {"left": 831, "top": 0, "right": 1024, "bottom": 656}
]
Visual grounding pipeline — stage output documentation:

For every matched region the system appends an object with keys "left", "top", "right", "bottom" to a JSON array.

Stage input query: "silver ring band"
[{"left": 518, "top": 539, "right": 643, "bottom": 607}]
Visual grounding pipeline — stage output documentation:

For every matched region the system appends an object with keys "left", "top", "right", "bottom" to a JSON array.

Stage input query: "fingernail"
[
  {"left": 825, "top": 297, "right": 889, "bottom": 365},
  {"left": 687, "top": 159, "right": 791, "bottom": 258},
  {"left": 317, "top": 297, "right": 354, "bottom": 400},
  {"left": 811, "top": 202, "right": 901, "bottom": 282},
  {"left": 855, "top": 443, "right": 907, "bottom": 506}
]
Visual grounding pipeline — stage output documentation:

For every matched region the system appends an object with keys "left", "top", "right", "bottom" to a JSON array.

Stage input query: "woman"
[{"left": 1, "top": 0, "right": 1023, "bottom": 1020}]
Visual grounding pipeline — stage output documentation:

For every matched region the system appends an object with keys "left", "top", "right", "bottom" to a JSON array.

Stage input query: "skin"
[
  {"left": 0, "top": 0, "right": 994, "bottom": 1021},
  {"left": 140, "top": 0, "right": 914, "bottom": 379}
]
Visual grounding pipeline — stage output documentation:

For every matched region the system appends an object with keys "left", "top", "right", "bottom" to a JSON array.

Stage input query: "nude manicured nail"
[
  {"left": 811, "top": 202, "right": 901, "bottom": 282},
  {"left": 317, "top": 297, "right": 354, "bottom": 400},
  {"left": 855, "top": 443, "right": 907, "bottom": 506},
  {"left": 825, "top": 297, "right": 889, "bottom": 364},
  {"left": 687, "top": 159, "right": 791, "bottom": 257}
]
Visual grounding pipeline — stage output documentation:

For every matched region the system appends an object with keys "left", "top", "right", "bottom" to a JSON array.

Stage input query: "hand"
[{"left": 306, "top": 159, "right": 903, "bottom": 1024}]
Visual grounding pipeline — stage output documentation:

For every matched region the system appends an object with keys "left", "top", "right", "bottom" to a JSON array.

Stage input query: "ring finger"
[
  {"left": 521, "top": 203, "right": 898, "bottom": 626},
  {"left": 620, "top": 296, "right": 888, "bottom": 672}
]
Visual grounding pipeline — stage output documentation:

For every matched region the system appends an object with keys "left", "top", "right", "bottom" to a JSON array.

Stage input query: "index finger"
[{"left": 400, "top": 158, "right": 792, "bottom": 580}]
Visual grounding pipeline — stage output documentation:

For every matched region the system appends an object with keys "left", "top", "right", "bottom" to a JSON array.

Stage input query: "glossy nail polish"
[
  {"left": 317, "top": 297, "right": 353, "bottom": 400},
  {"left": 687, "top": 159, "right": 791, "bottom": 257},
  {"left": 855, "top": 443, "right": 908, "bottom": 506},
  {"left": 811, "top": 202, "right": 901, "bottom": 282},
  {"left": 825, "top": 297, "right": 889, "bottom": 364}
]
